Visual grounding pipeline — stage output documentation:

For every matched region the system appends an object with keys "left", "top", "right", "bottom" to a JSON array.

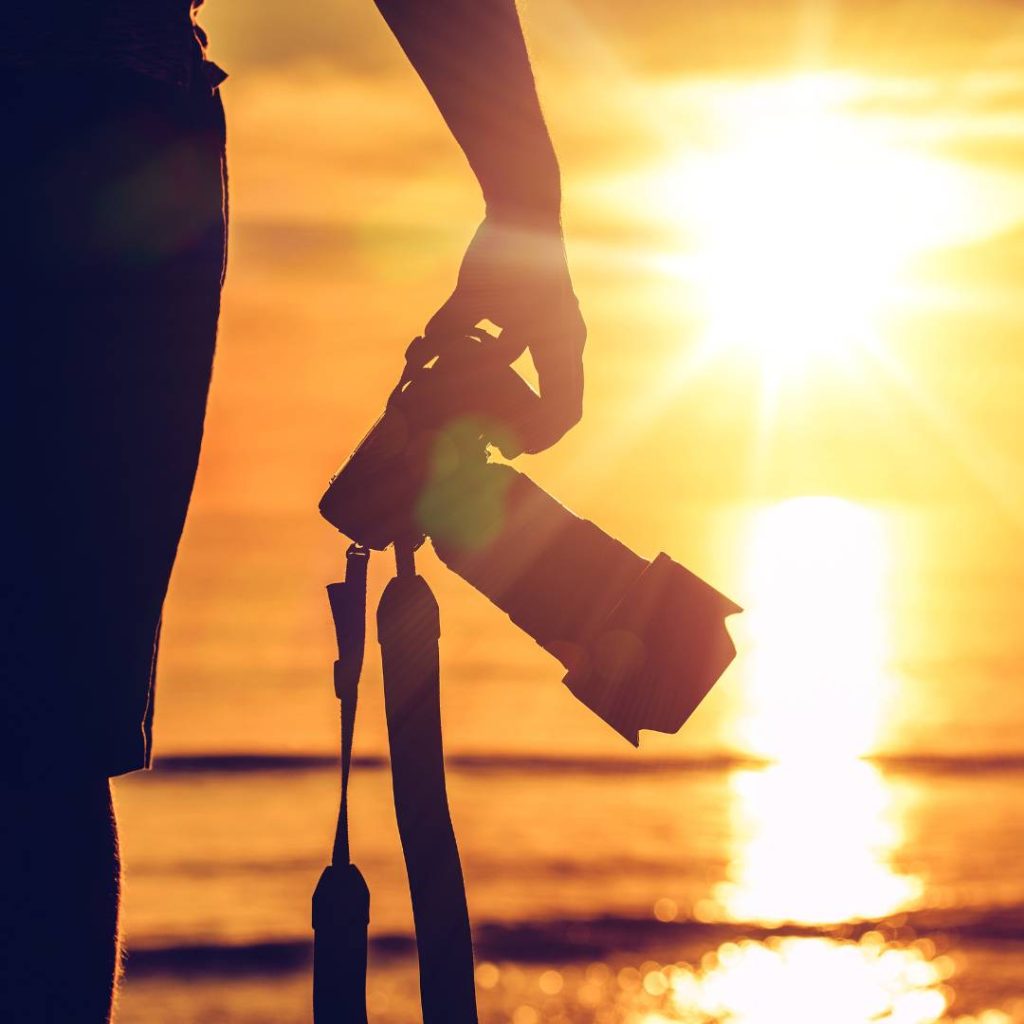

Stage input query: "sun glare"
[{"left": 662, "top": 76, "right": 973, "bottom": 376}]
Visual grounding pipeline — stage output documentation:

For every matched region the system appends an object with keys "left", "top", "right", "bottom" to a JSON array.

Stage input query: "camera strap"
[
  {"left": 328, "top": 543, "right": 371, "bottom": 867},
  {"left": 313, "top": 543, "right": 372, "bottom": 1024},
  {"left": 315, "top": 542, "right": 479, "bottom": 1024}
]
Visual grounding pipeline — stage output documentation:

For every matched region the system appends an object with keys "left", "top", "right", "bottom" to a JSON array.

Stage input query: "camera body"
[
  {"left": 320, "top": 334, "right": 740, "bottom": 745},
  {"left": 319, "top": 332, "right": 535, "bottom": 551}
]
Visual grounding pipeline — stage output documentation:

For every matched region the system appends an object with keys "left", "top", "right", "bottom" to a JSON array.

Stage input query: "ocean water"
[
  {"left": 112, "top": 500, "right": 1024, "bottom": 1022},
  {"left": 115, "top": 758, "right": 1024, "bottom": 1024}
]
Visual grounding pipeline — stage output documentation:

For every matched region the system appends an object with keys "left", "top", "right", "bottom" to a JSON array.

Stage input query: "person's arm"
[{"left": 374, "top": 0, "right": 585, "bottom": 453}]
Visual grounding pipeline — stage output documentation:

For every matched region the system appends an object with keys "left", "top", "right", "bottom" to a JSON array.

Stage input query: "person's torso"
[{"left": 1, "top": 1, "right": 213, "bottom": 88}]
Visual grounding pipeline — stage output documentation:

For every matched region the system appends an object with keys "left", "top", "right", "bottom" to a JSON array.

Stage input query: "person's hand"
[{"left": 426, "top": 214, "right": 586, "bottom": 454}]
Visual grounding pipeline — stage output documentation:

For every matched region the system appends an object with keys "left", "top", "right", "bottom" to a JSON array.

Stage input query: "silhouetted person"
[{"left": 0, "top": 2, "right": 584, "bottom": 1021}]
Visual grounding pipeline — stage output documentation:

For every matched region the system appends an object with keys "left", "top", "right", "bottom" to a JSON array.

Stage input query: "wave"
[
  {"left": 151, "top": 751, "right": 1024, "bottom": 776},
  {"left": 123, "top": 905, "right": 1024, "bottom": 977}
]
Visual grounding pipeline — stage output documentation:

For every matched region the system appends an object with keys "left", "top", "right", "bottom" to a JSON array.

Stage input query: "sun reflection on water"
[
  {"left": 471, "top": 936, "right": 957, "bottom": 1024},
  {"left": 713, "top": 497, "right": 922, "bottom": 926},
  {"left": 713, "top": 760, "right": 923, "bottom": 925},
  {"left": 658, "top": 936, "right": 952, "bottom": 1024}
]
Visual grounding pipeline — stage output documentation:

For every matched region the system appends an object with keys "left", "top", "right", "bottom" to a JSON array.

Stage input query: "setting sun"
[{"left": 662, "top": 76, "right": 975, "bottom": 376}]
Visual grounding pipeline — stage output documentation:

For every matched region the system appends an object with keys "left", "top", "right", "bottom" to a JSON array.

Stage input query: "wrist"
[
  {"left": 482, "top": 159, "right": 562, "bottom": 229},
  {"left": 485, "top": 194, "right": 563, "bottom": 231}
]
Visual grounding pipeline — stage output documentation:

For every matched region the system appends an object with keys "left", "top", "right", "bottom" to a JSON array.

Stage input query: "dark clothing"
[
  {"left": 1, "top": 64, "right": 227, "bottom": 779},
  {"left": 1, "top": 2, "right": 211, "bottom": 88}
]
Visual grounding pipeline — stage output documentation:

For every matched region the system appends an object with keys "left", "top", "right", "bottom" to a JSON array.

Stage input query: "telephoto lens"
[{"left": 430, "top": 462, "right": 740, "bottom": 745}]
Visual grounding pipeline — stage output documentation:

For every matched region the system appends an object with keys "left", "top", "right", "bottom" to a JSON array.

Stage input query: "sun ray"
[{"left": 860, "top": 341, "right": 1024, "bottom": 526}]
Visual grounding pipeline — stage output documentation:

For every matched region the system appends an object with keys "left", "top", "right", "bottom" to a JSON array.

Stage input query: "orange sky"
[
  {"left": 147, "top": 1, "right": 1024, "bottom": 760},
  {"left": 193, "top": 0, "right": 1024, "bottom": 523}
]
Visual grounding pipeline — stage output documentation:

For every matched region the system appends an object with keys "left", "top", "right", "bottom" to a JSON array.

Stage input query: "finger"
[
  {"left": 518, "top": 366, "right": 583, "bottom": 453},
  {"left": 517, "top": 314, "right": 586, "bottom": 454},
  {"left": 430, "top": 293, "right": 531, "bottom": 367},
  {"left": 425, "top": 290, "right": 481, "bottom": 341}
]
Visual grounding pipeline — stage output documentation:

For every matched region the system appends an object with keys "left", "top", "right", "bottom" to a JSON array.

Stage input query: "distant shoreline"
[{"left": 147, "top": 750, "right": 1024, "bottom": 776}]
